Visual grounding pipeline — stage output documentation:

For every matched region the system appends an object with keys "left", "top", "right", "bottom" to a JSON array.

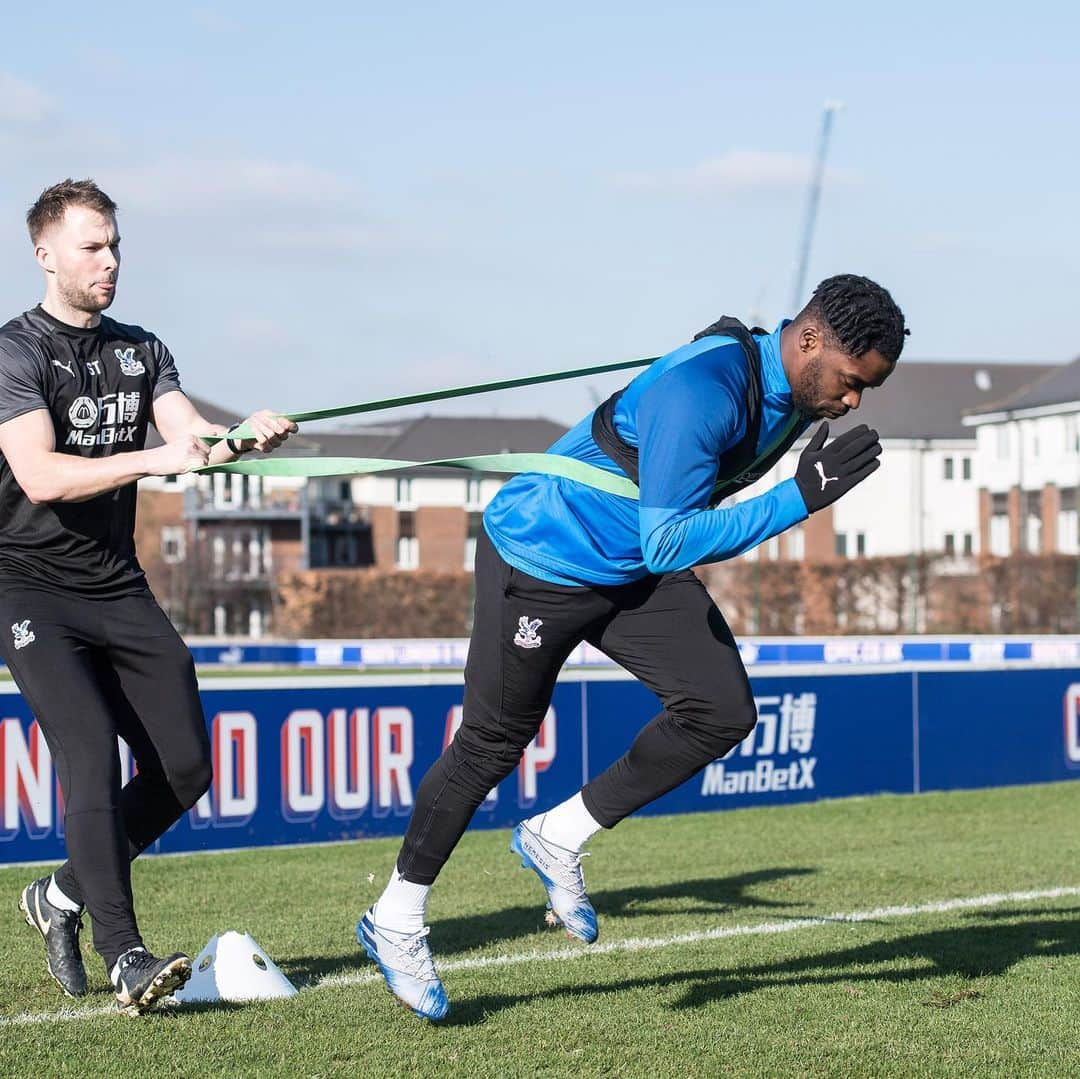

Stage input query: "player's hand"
[
  {"left": 794, "top": 422, "right": 881, "bottom": 513},
  {"left": 150, "top": 435, "right": 211, "bottom": 476},
  {"left": 236, "top": 410, "right": 298, "bottom": 454}
]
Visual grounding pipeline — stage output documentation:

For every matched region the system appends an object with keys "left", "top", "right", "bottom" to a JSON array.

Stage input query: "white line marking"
[{"left": 4, "top": 885, "right": 1077, "bottom": 1027}]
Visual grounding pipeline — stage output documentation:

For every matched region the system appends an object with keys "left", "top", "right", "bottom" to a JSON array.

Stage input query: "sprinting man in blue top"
[{"left": 360, "top": 274, "right": 907, "bottom": 1019}]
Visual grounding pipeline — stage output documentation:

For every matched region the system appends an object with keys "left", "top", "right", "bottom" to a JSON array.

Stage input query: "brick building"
[
  {"left": 135, "top": 408, "right": 567, "bottom": 636},
  {"left": 305, "top": 416, "right": 567, "bottom": 573},
  {"left": 133, "top": 361, "right": 1068, "bottom": 638}
]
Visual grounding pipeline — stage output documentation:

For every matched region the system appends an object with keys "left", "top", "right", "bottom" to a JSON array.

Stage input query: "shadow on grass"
[
  {"left": 438, "top": 905, "right": 1080, "bottom": 1026},
  {"left": 162, "top": 999, "right": 248, "bottom": 1018},
  {"left": 280, "top": 865, "right": 816, "bottom": 985},
  {"left": 436, "top": 865, "right": 818, "bottom": 953}
]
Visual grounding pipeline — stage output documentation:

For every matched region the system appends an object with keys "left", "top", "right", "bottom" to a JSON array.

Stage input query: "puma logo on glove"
[
  {"left": 794, "top": 422, "right": 882, "bottom": 514},
  {"left": 814, "top": 461, "right": 838, "bottom": 492}
]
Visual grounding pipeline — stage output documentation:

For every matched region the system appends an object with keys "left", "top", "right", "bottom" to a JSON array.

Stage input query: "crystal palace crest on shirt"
[{"left": 115, "top": 347, "right": 146, "bottom": 376}]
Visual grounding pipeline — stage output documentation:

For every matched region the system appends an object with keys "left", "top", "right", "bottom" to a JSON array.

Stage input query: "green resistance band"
[
  {"left": 201, "top": 453, "right": 639, "bottom": 498},
  {"left": 206, "top": 355, "right": 659, "bottom": 443},
  {"left": 197, "top": 354, "right": 658, "bottom": 496}
]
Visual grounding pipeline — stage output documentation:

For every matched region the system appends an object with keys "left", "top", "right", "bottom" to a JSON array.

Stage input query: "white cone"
[{"left": 174, "top": 931, "right": 298, "bottom": 1003}]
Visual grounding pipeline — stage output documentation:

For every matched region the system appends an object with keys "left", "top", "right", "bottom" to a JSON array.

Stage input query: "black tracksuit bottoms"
[
  {"left": 0, "top": 586, "right": 211, "bottom": 970},
  {"left": 396, "top": 531, "right": 758, "bottom": 885}
]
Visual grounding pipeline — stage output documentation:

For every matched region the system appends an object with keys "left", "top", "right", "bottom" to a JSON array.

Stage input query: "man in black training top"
[{"left": 0, "top": 179, "right": 297, "bottom": 1015}]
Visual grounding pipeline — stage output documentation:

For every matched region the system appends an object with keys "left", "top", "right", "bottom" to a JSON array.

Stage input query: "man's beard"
[
  {"left": 791, "top": 353, "right": 827, "bottom": 417},
  {"left": 57, "top": 276, "right": 115, "bottom": 314}
]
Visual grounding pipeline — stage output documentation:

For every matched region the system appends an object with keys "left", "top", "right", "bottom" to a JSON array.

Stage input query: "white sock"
[
  {"left": 373, "top": 871, "right": 430, "bottom": 934},
  {"left": 46, "top": 876, "right": 83, "bottom": 914},
  {"left": 527, "top": 792, "right": 602, "bottom": 853}
]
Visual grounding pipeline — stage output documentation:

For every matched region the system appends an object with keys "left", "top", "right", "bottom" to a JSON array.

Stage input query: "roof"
[
  {"left": 281, "top": 415, "right": 567, "bottom": 459},
  {"left": 297, "top": 425, "right": 405, "bottom": 458},
  {"left": 832, "top": 361, "right": 1059, "bottom": 441},
  {"left": 376, "top": 415, "right": 567, "bottom": 459},
  {"left": 963, "top": 355, "right": 1080, "bottom": 417},
  {"left": 147, "top": 398, "right": 568, "bottom": 467}
]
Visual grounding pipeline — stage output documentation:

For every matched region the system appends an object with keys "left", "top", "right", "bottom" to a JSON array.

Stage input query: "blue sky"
[{"left": 1, "top": 2, "right": 1076, "bottom": 427}]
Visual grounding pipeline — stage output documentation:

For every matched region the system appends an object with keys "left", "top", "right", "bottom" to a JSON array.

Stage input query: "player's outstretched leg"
[
  {"left": 110, "top": 948, "right": 192, "bottom": 1017},
  {"left": 511, "top": 792, "right": 601, "bottom": 944},
  {"left": 19, "top": 876, "right": 88, "bottom": 997},
  {"left": 357, "top": 907, "right": 449, "bottom": 1021}
]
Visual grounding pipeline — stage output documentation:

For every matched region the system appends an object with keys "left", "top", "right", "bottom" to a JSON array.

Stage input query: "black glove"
[{"left": 794, "top": 422, "right": 882, "bottom": 513}]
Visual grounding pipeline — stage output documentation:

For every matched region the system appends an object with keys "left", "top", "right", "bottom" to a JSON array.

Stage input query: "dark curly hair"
[{"left": 800, "top": 273, "right": 908, "bottom": 363}]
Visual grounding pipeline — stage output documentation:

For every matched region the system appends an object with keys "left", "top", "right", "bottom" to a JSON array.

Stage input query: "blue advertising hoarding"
[{"left": 1, "top": 661, "right": 1078, "bottom": 865}]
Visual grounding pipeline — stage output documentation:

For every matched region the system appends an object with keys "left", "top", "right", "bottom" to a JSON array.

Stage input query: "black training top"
[{"left": 0, "top": 306, "right": 182, "bottom": 597}]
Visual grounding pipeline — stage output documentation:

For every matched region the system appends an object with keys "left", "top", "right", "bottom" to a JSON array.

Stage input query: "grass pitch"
[{"left": 1, "top": 782, "right": 1078, "bottom": 1078}]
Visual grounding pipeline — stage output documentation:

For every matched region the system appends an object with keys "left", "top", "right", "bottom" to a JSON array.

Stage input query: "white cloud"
[
  {"left": 0, "top": 73, "right": 382, "bottom": 259},
  {"left": 0, "top": 71, "right": 54, "bottom": 126},
  {"left": 617, "top": 149, "right": 858, "bottom": 195},
  {"left": 107, "top": 156, "right": 359, "bottom": 215},
  {"left": 191, "top": 7, "right": 241, "bottom": 33}
]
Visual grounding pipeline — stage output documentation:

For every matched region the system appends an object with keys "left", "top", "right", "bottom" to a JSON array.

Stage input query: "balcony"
[{"left": 184, "top": 483, "right": 307, "bottom": 520}]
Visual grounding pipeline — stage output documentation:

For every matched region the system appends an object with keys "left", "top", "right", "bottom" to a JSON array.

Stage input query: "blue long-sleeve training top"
[{"left": 483, "top": 322, "right": 812, "bottom": 586}]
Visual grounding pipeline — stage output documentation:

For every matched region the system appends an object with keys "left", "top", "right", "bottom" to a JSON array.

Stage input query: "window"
[
  {"left": 161, "top": 526, "right": 186, "bottom": 564},
  {"left": 962, "top": 457, "right": 972, "bottom": 481},
  {"left": 1024, "top": 491, "right": 1042, "bottom": 553},
  {"left": 943, "top": 457, "right": 954, "bottom": 480},
  {"left": 339, "top": 480, "right": 351, "bottom": 502},
  {"left": 835, "top": 533, "right": 848, "bottom": 558},
  {"left": 855, "top": 532, "right": 866, "bottom": 557},
  {"left": 789, "top": 526, "right": 805, "bottom": 560},
  {"left": 247, "top": 530, "right": 264, "bottom": 579},
  {"left": 766, "top": 537, "right": 780, "bottom": 560},
  {"left": 163, "top": 473, "right": 180, "bottom": 487},
  {"left": 213, "top": 473, "right": 235, "bottom": 508},
  {"left": 989, "top": 517, "right": 1010, "bottom": 556},
  {"left": 1058, "top": 489, "right": 1078, "bottom": 554},
  {"left": 944, "top": 533, "right": 955, "bottom": 556},
  {"left": 1067, "top": 416, "right": 1080, "bottom": 455},
  {"left": 465, "top": 511, "right": 483, "bottom": 570},
  {"left": 989, "top": 493, "right": 1010, "bottom": 557},
  {"left": 396, "top": 512, "right": 418, "bottom": 569},
  {"left": 212, "top": 534, "right": 227, "bottom": 574},
  {"left": 465, "top": 476, "right": 483, "bottom": 509},
  {"left": 395, "top": 477, "right": 414, "bottom": 508},
  {"left": 963, "top": 533, "right": 974, "bottom": 556},
  {"left": 396, "top": 536, "right": 419, "bottom": 569},
  {"left": 995, "top": 425, "right": 1010, "bottom": 460}
]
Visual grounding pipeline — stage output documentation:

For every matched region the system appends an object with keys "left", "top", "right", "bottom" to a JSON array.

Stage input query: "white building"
[
  {"left": 737, "top": 361, "right": 1056, "bottom": 562},
  {"left": 963, "top": 358, "right": 1080, "bottom": 557}
]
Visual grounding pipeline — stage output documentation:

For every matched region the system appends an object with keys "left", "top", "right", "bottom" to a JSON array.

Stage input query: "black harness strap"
[{"left": 590, "top": 317, "right": 805, "bottom": 505}]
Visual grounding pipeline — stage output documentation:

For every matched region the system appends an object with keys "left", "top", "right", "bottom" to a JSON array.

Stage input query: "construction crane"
[{"left": 790, "top": 100, "right": 844, "bottom": 311}]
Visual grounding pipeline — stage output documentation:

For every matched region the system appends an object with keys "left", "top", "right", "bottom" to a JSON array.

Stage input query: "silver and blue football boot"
[
  {"left": 510, "top": 821, "right": 598, "bottom": 944},
  {"left": 357, "top": 908, "right": 449, "bottom": 1021}
]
